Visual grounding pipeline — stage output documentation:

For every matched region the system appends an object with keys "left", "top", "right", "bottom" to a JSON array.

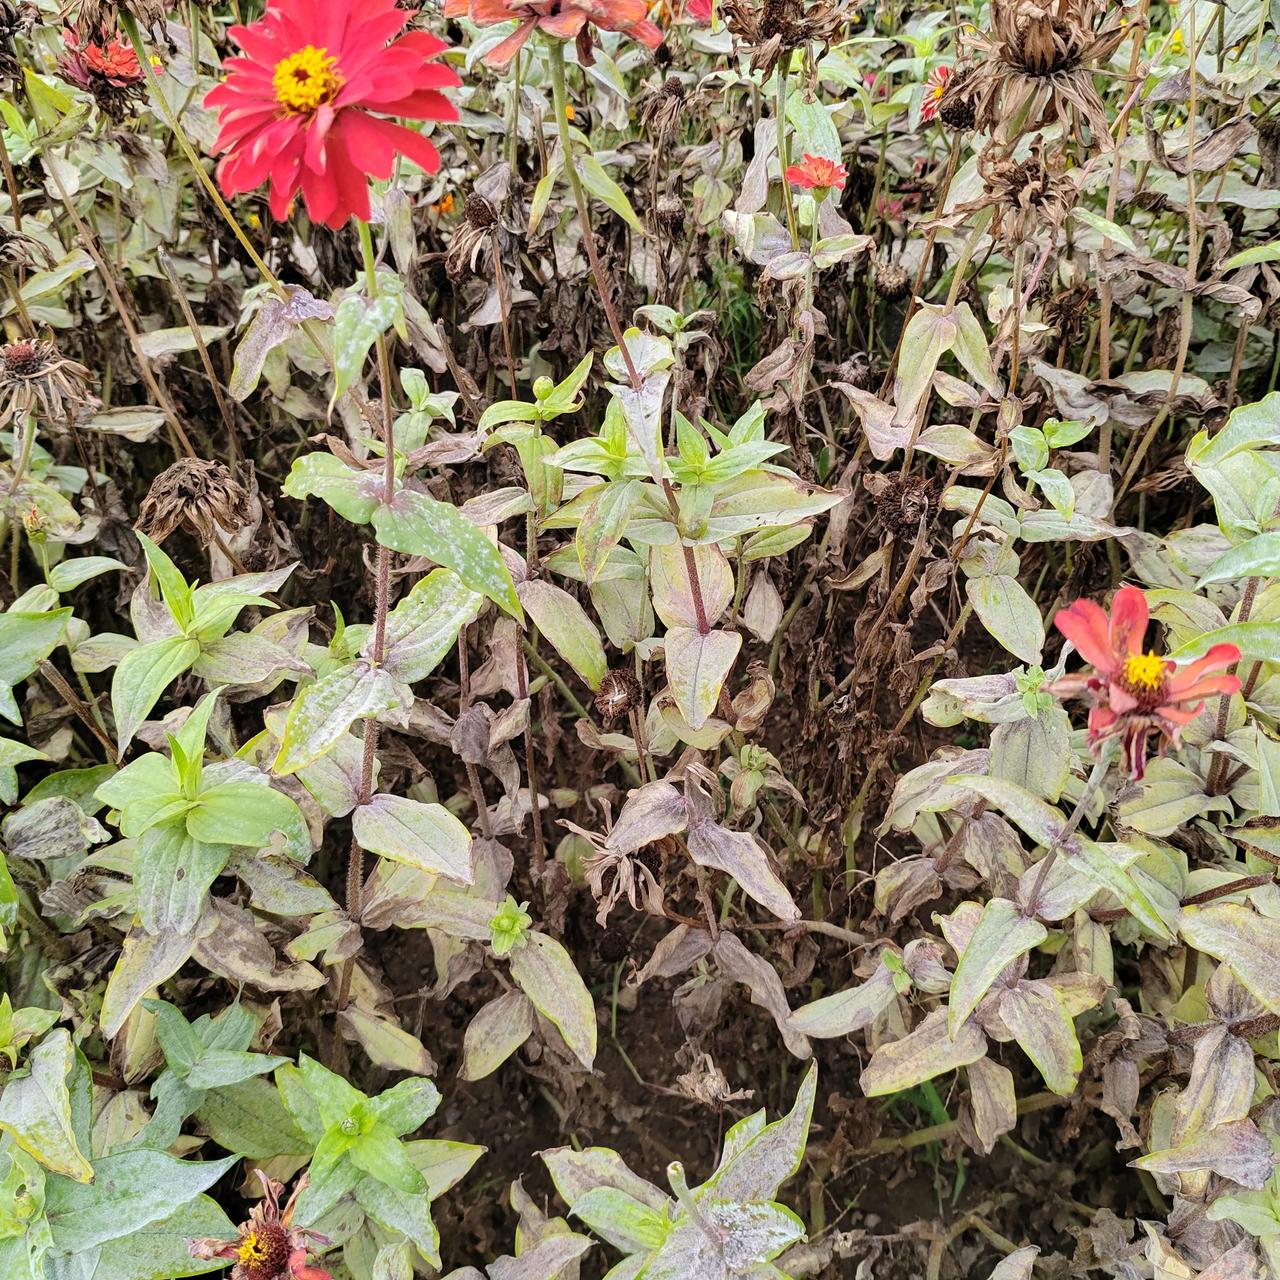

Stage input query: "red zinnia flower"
[
  {"left": 191, "top": 1173, "right": 330, "bottom": 1280},
  {"left": 921, "top": 64, "right": 950, "bottom": 123},
  {"left": 784, "top": 153, "right": 848, "bottom": 191},
  {"left": 686, "top": 0, "right": 713, "bottom": 21},
  {"left": 1050, "top": 584, "right": 1241, "bottom": 780},
  {"left": 444, "top": 0, "right": 663, "bottom": 70},
  {"left": 205, "top": 0, "right": 460, "bottom": 229}
]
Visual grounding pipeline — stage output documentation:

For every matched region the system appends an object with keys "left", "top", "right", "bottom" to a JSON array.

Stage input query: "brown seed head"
[
  {"left": 136, "top": 457, "right": 252, "bottom": 547},
  {"left": 874, "top": 263, "right": 910, "bottom": 300},
  {"left": 595, "top": 668, "right": 641, "bottom": 723}
]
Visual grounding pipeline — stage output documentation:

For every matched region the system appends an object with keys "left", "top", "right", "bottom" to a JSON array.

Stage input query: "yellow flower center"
[
  {"left": 1123, "top": 651, "right": 1167, "bottom": 691},
  {"left": 273, "top": 45, "right": 342, "bottom": 114},
  {"left": 237, "top": 1231, "right": 271, "bottom": 1267}
]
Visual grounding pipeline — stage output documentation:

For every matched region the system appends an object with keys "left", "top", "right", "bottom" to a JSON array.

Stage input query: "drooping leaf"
[{"left": 507, "top": 931, "right": 597, "bottom": 1070}]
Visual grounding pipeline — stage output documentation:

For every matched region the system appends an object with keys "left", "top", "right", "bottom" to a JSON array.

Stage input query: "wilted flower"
[
  {"left": 205, "top": 0, "right": 460, "bottom": 228},
  {"left": 1051, "top": 584, "right": 1241, "bottom": 780},
  {"left": 920, "top": 63, "right": 950, "bottom": 122},
  {"left": 58, "top": 26, "right": 148, "bottom": 116},
  {"left": 937, "top": 142, "right": 1076, "bottom": 248},
  {"left": 961, "top": 0, "right": 1129, "bottom": 145},
  {"left": 0, "top": 339, "right": 94, "bottom": 428},
  {"left": 444, "top": 0, "right": 662, "bottom": 69},
  {"left": 190, "top": 1172, "right": 330, "bottom": 1280},
  {"left": 135, "top": 457, "right": 253, "bottom": 547},
  {"left": 720, "top": 0, "right": 844, "bottom": 77},
  {"left": 594, "top": 667, "right": 641, "bottom": 722},
  {"left": 75, "top": 0, "right": 170, "bottom": 39},
  {"left": 0, "top": 220, "right": 56, "bottom": 272},
  {"left": 784, "top": 153, "right": 847, "bottom": 194}
]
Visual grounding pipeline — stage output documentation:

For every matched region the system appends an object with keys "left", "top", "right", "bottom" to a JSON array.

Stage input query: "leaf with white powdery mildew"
[
  {"left": 948, "top": 898, "right": 1046, "bottom": 1035},
  {"left": 371, "top": 488, "right": 522, "bottom": 620},
  {"left": 352, "top": 794, "right": 474, "bottom": 884},
  {"left": 507, "top": 931, "right": 597, "bottom": 1070},
  {"left": 861, "top": 1007, "right": 987, "bottom": 1096},
  {"left": 0, "top": 1029, "right": 93, "bottom": 1181},
  {"left": 665, "top": 626, "right": 742, "bottom": 730},
  {"left": 685, "top": 815, "right": 799, "bottom": 924},
  {"left": 518, "top": 580, "right": 607, "bottom": 691},
  {"left": 275, "top": 661, "right": 405, "bottom": 775},
  {"left": 997, "top": 979, "right": 1082, "bottom": 1095},
  {"left": 1180, "top": 902, "right": 1280, "bottom": 1013}
]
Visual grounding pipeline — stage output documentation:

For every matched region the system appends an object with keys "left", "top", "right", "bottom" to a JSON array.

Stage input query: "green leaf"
[
  {"left": 1198, "top": 532, "right": 1280, "bottom": 585},
  {"left": 1170, "top": 620, "right": 1280, "bottom": 663},
  {"left": 518, "top": 580, "right": 607, "bottom": 691},
  {"left": 0, "top": 609, "right": 70, "bottom": 724},
  {"left": 1223, "top": 240, "right": 1280, "bottom": 270},
  {"left": 571, "top": 1187, "right": 668, "bottom": 1251},
  {"left": 44, "top": 1151, "right": 235, "bottom": 1252},
  {"left": 186, "top": 779, "right": 303, "bottom": 849},
  {"left": 110, "top": 635, "right": 200, "bottom": 753},
  {"left": 371, "top": 489, "right": 522, "bottom": 620},
  {"left": 354, "top": 1176, "right": 440, "bottom": 1266},
  {"left": 1071, "top": 207, "right": 1138, "bottom": 254},
  {"left": 47, "top": 557, "right": 125, "bottom": 594},
  {"left": 998, "top": 980, "right": 1083, "bottom": 1095},
  {"left": 507, "top": 931, "right": 597, "bottom": 1070},
  {"left": 367, "top": 1077, "right": 441, "bottom": 1136},
  {"left": 576, "top": 154, "right": 644, "bottom": 232},
  {"left": 0, "top": 1030, "right": 93, "bottom": 1182},
  {"left": 948, "top": 899, "right": 1047, "bottom": 1034},
  {"left": 352, "top": 794, "right": 473, "bottom": 882},
  {"left": 194, "top": 1076, "right": 310, "bottom": 1160},
  {"left": 350, "top": 1122, "right": 427, "bottom": 1195},
  {"left": 135, "top": 823, "right": 229, "bottom": 936}
]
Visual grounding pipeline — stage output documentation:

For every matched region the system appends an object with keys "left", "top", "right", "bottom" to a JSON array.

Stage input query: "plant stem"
[
  {"left": 348, "top": 218, "right": 397, "bottom": 925},
  {"left": 546, "top": 40, "right": 640, "bottom": 387},
  {"left": 775, "top": 63, "right": 800, "bottom": 250}
]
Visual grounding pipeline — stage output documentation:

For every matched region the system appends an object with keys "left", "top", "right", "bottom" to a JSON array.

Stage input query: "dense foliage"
[{"left": 1, "top": 0, "right": 1280, "bottom": 1275}]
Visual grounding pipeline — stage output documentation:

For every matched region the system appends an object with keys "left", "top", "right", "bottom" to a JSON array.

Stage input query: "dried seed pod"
[
  {"left": 874, "top": 262, "right": 910, "bottom": 300},
  {"left": 594, "top": 668, "right": 641, "bottom": 723},
  {"left": 136, "top": 458, "right": 252, "bottom": 546}
]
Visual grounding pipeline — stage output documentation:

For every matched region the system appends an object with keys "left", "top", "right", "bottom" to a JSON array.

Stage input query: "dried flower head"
[
  {"left": 720, "top": 0, "right": 844, "bottom": 77},
  {"left": 0, "top": 2, "right": 38, "bottom": 90},
  {"left": 75, "top": 0, "right": 170, "bottom": 39},
  {"left": 1050, "top": 585, "right": 1241, "bottom": 780},
  {"left": 962, "top": 0, "right": 1129, "bottom": 146},
  {"left": 190, "top": 1172, "right": 330, "bottom": 1280},
  {"left": 0, "top": 220, "right": 56, "bottom": 272},
  {"left": 594, "top": 667, "right": 641, "bottom": 722},
  {"left": 936, "top": 62, "right": 977, "bottom": 129},
  {"left": 874, "top": 261, "right": 910, "bottom": 300},
  {"left": 136, "top": 457, "right": 253, "bottom": 547},
  {"left": 0, "top": 339, "right": 94, "bottom": 428}
]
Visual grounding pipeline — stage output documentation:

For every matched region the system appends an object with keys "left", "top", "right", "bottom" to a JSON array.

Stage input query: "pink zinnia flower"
[
  {"left": 205, "top": 0, "right": 460, "bottom": 228},
  {"left": 444, "top": 0, "right": 663, "bottom": 69},
  {"left": 785, "top": 153, "right": 848, "bottom": 191},
  {"left": 1051, "top": 584, "right": 1241, "bottom": 780},
  {"left": 687, "top": 0, "right": 713, "bottom": 20},
  {"left": 921, "top": 64, "right": 950, "bottom": 123}
]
